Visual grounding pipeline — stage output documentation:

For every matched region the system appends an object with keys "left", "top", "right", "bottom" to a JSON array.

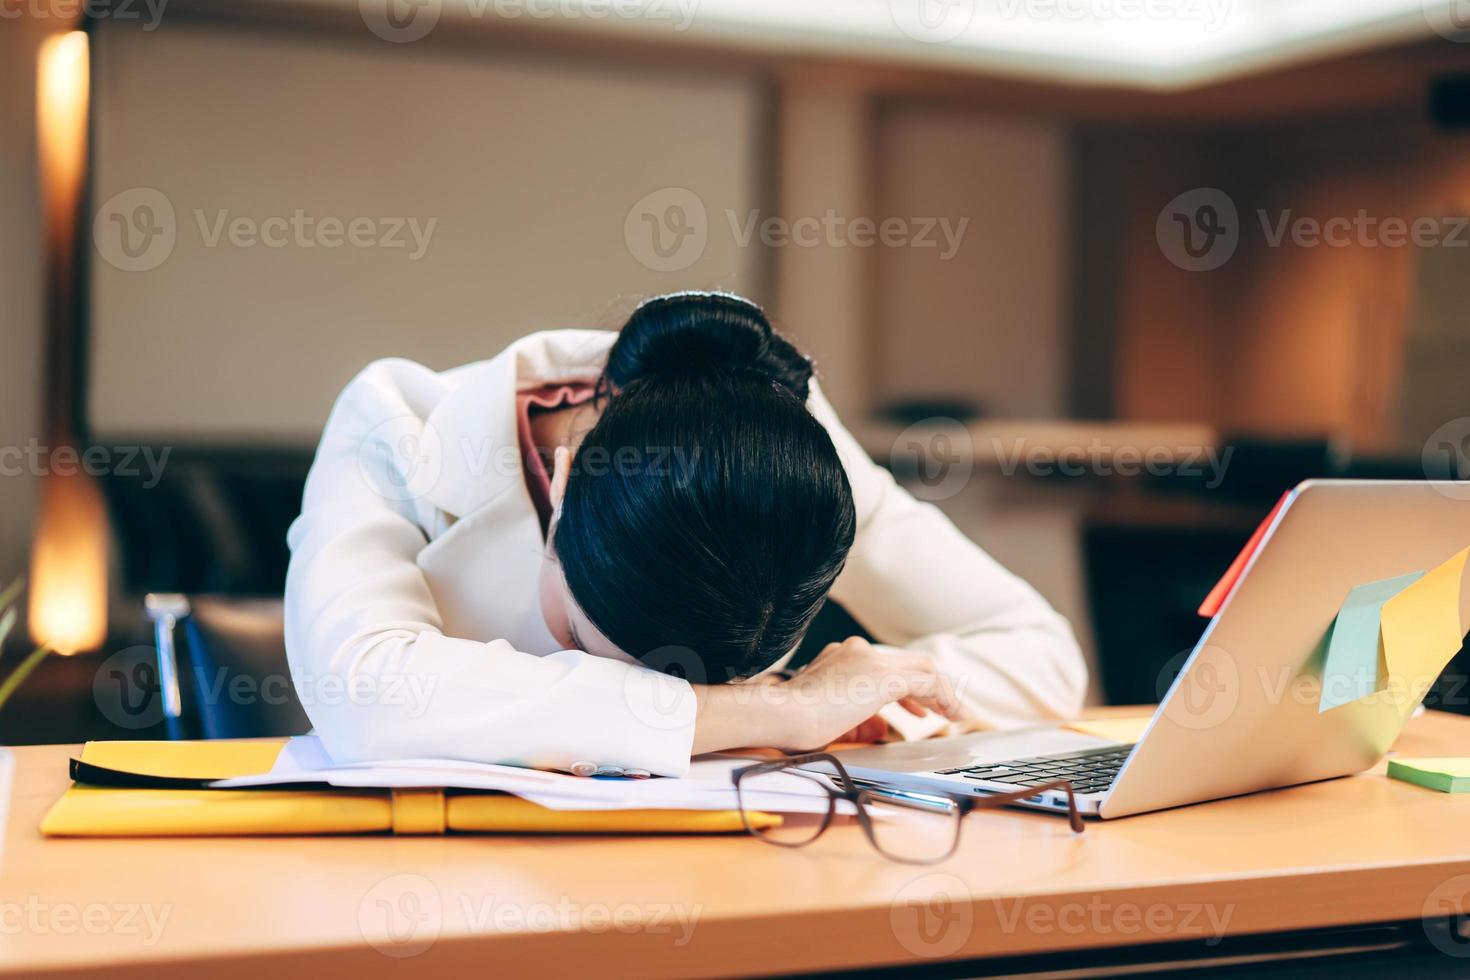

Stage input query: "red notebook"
[{"left": 1197, "top": 491, "right": 1292, "bottom": 618}]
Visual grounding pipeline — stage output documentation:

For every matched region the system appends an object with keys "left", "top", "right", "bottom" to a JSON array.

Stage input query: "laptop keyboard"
[{"left": 934, "top": 745, "right": 1135, "bottom": 796}]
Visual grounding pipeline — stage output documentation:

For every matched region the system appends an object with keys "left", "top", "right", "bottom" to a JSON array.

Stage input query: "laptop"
[{"left": 806, "top": 480, "right": 1470, "bottom": 818}]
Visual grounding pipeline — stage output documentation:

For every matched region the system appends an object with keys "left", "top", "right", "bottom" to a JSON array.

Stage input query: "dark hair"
[{"left": 554, "top": 292, "right": 856, "bottom": 682}]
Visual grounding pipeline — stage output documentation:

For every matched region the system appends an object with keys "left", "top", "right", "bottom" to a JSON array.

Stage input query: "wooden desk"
[{"left": 3, "top": 709, "right": 1470, "bottom": 978}]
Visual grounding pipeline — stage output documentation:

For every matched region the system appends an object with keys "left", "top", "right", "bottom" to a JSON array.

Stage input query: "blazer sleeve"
[
  {"left": 284, "top": 359, "right": 697, "bottom": 776},
  {"left": 807, "top": 382, "right": 1088, "bottom": 726}
]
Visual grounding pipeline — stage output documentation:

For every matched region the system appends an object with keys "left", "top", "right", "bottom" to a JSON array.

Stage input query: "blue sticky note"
[{"left": 1318, "top": 571, "right": 1425, "bottom": 712}]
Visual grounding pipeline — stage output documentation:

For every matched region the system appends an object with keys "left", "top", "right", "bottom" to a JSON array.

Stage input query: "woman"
[{"left": 285, "top": 292, "right": 1085, "bottom": 776}]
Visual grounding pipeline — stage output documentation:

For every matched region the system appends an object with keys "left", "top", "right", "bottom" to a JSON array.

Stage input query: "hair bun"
[{"left": 606, "top": 291, "right": 813, "bottom": 400}]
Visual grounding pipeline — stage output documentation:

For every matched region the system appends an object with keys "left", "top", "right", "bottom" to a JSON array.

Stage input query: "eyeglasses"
[{"left": 730, "top": 751, "right": 1084, "bottom": 864}]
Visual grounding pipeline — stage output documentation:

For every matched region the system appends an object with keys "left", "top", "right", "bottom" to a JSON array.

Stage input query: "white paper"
[{"left": 212, "top": 736, "right": 851, "bottom": 815}]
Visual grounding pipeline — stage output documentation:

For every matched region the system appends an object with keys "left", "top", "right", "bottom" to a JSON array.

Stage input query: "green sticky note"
[
  {"left": 1388, "top": 758, "right": 1470, "bottom": 793},
  {"left": 1318, "top": 571, "right": 1424, "bottom": 712}
]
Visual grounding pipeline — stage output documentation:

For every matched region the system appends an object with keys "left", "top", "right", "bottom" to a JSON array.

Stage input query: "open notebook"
[{"left": 41, "top": 738, "right": 843, "bottom": 838}]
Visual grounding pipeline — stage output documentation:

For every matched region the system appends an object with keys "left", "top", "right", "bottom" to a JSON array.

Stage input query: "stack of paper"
[{"left": 214, "top": 736, "right": 849, "bottom": 815}]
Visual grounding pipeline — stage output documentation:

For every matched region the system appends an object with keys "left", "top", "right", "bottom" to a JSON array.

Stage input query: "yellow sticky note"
[
  {"left": 1065, "top": 716, "right": 1152, "bottom": 744},
  {"left": 78, "top": 739, "right": 287, "bottom": 780},
  {"left": 1380, "top": 547, "right": 1469, "bottom": 715}
]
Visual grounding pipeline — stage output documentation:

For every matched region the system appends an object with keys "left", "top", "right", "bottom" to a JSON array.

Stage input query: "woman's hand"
[
  {"left": 689, "top": 636, "right": 968, "bottom": 755},
  {"left": 833, "top": 716, "right": 890, "bottom": 744},
  {"left": 778, "top": 637, "right": 968, "bottom": 751}
]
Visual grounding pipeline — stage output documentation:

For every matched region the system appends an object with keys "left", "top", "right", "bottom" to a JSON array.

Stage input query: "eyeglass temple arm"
[
  {"left": 968, "top": 780, "right": 1085, "bottom": 834},
  {"left": 731, "top": 751, "right": 858, "bottom": 791}
]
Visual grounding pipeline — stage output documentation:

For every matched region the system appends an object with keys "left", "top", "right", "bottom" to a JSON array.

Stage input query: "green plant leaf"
[
  {"left": 0, "top": 643, "right": 52, "bottom": 715},
  {"left": 0, "top": 577, "right": 23, "bottom": 616}
]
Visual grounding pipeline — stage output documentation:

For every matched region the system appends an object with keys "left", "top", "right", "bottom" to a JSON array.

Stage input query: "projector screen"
[{"left": 89, "top": 20, "right": 766, "bottom": 442}]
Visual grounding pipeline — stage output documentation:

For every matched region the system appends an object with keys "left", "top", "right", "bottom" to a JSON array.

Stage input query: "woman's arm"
[
  {"left": 691, "top": 637, "right": 966, "bottom": 754},
  {"left": 286, "top": 359, "right": 700, "bottom": 775},
  {"left": 806, "top": 383, "right": 1089, "bottom": 727}
]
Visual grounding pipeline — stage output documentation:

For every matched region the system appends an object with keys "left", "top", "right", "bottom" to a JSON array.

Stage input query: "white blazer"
[{"left": 285, "top": 329, "right": 1086, "bottom": 776}]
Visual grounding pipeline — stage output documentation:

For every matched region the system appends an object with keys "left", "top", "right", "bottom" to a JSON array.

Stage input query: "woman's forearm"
[{"left": 690, "top": 681, "right": 805, "bottom": 755}]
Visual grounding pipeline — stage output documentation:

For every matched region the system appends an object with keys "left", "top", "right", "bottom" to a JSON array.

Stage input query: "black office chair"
[{"left": 144, "top": 594, "right": 310, "bottom": 740}]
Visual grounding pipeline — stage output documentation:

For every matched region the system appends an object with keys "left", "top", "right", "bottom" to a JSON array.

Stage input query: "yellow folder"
[{"left": 41, "top": 739, "right": 775, "bottom": 837}]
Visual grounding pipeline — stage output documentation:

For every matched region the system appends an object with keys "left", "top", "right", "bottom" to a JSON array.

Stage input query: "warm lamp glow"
[
  {"left": 37, "top": 31, "right": 89, "bottom": 234},
  {"left": 28, "top": 471, "right": 109, "bottom": 656},
  {"left": 30, "top": 29, "right": 106, "bottom": 657}
]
